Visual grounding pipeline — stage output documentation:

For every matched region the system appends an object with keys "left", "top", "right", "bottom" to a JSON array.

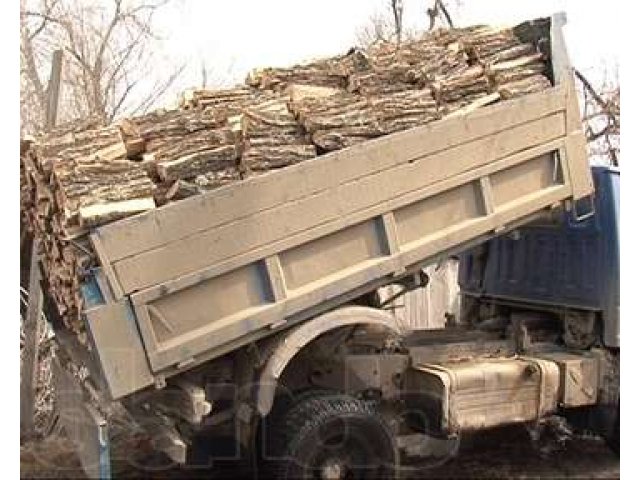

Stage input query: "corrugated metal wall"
[{"left": 379, "top": 260, "right": 460, "bottom": 330}]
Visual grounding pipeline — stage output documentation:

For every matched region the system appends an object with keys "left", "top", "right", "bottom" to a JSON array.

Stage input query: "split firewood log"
[
  {"left": 194, "top": 168, "right": 243, "bottom": 188},
  {"left": 180, "top": 86, "right": 257, "bottom": 110},
  {"left": 246, "top": 49, "right": 369, "bottom": 92},
  {"left": 497, "top": 74, "right": 552, "bottom": 100},
  {"left": 143, "top": 127, "right": 239, "bottom": 164},
  {"left": 241, "top": 96, "right": 316, "bottom": 172},
  {"left": 79, "top": 198, "right": 156, "bottom": 228},
  {"left": 488, "top": 63, "right": 546, "bottom": 86},
  {"left": 156, "top": 145, "right": 240, "bottom": 182},
  {"left": 241, "top": 145, "right": 317, "bottom": 171}
]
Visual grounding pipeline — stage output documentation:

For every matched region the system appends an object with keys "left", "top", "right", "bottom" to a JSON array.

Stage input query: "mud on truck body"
[{"left": 49, "top": 13, "right": 619, "bottom": 479}]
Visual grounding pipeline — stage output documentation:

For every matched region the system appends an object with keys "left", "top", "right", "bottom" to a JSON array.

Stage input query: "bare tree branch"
[
  {"left": 436, "top": 0, "right": 454, "bottom": 28},
  {"left": 356, "top": 0, "right": 417, "bottom": 47},
  {"left": 200, "top": 59, "right": 208, "bottom": 89},
  {"left": 427, "top": 0, "right": 454, "bottom": 30},
  {"left": 20, "top": 0, "right": 182, "bottom": 133},
  {"left": 575, "top": 68, "right": 619, "bottom": 166},
  {"left": 391, "top": 0, "right": 404, "bottom": 44},
  {"left": 126, "top": 63, "right": 186, "bottom": 117},
  {"left": 575, "top": 69, "right": 619, "bottom": 129}
]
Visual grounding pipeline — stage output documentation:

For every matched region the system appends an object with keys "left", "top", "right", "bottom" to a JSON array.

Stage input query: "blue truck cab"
[{"left": 458, "top": 166, "right": 619, "bottom": 348}]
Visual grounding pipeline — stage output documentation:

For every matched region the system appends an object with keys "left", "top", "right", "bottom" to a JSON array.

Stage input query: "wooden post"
[
  {"left": 20, "top": 49, "right": 63, "bottom": 439},
  {"left": 45, "top": 50, "right": 63, "bottom": 130},
  {"left": 20, "top": 240, "right": 43, "bottom": 439}
]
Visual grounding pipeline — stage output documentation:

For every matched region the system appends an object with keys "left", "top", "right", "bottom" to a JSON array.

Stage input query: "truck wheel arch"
[{"left": 255, "top": 306, "right": 402, "bottom": 416}]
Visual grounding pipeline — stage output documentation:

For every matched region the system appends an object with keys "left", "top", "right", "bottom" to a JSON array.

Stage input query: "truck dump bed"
[{"left": 82, "top": 14, "right": 593, "bottom": 399}]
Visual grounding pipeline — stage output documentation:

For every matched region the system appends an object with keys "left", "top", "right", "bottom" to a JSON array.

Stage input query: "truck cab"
[
  {"left": 457, "top": 165, "right": 619, "bottom": 449},
  {"left": 459, "top": 166, "right": 619, "bottom": 349}
]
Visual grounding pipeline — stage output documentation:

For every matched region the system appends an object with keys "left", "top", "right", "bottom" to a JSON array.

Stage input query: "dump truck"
[{"left": 49, "top": 13, "right": 619, "bottom": 479}]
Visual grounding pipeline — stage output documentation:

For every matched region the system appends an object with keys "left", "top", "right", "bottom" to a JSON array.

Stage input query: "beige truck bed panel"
[{"left": 89, "top": 15, "right": 592, "bottom": 378}]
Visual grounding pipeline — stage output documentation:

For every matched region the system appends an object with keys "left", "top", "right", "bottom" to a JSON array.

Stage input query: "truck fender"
[{"left": 255, "top": 306, "right": 402, "bottom": 416}]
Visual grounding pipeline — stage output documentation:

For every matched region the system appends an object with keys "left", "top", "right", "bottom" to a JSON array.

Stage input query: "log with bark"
[
  {"left": 247, "top": 64, "right": 346, "bottom": 91},
  {"left": 460, "top": 28, "right": 522, "bottom": 62},
  {"left": 246, "top": 49, "right": 370, "bottom": 92},
  {"left": 51, "top": 138, "right": 156, "bottom": 231},
  {"left": 143, "top": 127, "right": 239, "bottom": 164},
  {"left": 292, "top": 89, "right": 439, "bottom": 150},
  {"left": 180, "top": 86, "right": 263, "bottom": 112},
  {"left": 240, "top": 96, "right": 316, "bottom": 172},
  {"left": 119, "top": 107, "right": 230, "bottom": 154},
  {"left": 194, "top": 167, "right": 243, "bottom": 189},
  {"left": 156, "top": 145, "right": 240, "bottom": 182}
]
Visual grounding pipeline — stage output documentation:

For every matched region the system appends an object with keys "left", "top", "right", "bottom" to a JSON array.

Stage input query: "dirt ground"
[
  {"left": 423, "top": 426, "right": 619, "bottom": 479},
  {"left": 21, "top": 424, "right": 619, "bottom": 479}
]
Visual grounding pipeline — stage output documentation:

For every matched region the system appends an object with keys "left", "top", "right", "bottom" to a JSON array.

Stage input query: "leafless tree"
[
  {"left": 391, "top": 0, "right": 404, "bottom": 43},
  {"left": 356, "top": 0, "right": 460, "bottom": 48},
  {"left": 200, "top": 59, "right": 208, "bottom": 90},
  {"left": 356, "top": 0, "right": 413, "bottom": 47},
  {"left": 356, "top": 12, "right": 395, "bottom": 46},
  {"left": 427, "top": 0, "right": 455, "bottom": 30},
  {"left": 196, "top": 56, "right": 239, "bottom": 90},
  {"left": 20, "top": 0, "right": 184, "bottom": 135},
  {"left": 575, "top": 68, "right": 620, "bottom": 166}
]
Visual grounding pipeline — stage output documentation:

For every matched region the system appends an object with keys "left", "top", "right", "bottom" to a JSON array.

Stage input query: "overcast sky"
[{"left": 150, "top": 0, "right": 620, "bottom": 105}]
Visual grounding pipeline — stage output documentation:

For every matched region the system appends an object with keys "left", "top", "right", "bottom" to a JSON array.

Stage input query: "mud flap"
[{"left": 52, "top": 358, "right": 111, "bottom": 479}]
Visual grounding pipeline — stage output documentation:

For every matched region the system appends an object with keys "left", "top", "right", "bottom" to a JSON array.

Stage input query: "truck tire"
[
  {"left": 563, "top": 402, "right": 619, "bottom": 456},
  {"left": 605, "top": 402, "right": 619, "bottom": 455},
  {"left": 267, "top": 394, "right": 397, "bottom": 479}
]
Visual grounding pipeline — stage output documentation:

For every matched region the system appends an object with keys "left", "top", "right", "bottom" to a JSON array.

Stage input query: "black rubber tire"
[
  {"left": 605, "top": 402, "right": 619, "bottom": 455},
  {"left": 563, "top": 402, "right": 619, "bottom": 456},
  {"left": 266, "top": 394, "right": 397, "bottom": 479},
  {"left": 269, "top": 388, "right": 338, "bottom": 421}
]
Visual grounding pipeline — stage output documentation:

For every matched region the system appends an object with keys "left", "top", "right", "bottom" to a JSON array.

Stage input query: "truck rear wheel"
[
  {"left": 605, "top": 402, "right": 619, "bottom": 455},
  {"left": 267, "top": 394, "right": 397, "bottom": 479}
]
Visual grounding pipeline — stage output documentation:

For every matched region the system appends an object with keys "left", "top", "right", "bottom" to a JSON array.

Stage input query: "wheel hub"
[{"left": 320, "top": 458, "right": 347, "bottom": 480}]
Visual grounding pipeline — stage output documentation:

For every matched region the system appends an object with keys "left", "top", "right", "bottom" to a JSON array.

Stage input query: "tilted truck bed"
[{"left": 81, "top": 14, "right": 593, "bottom": 399}]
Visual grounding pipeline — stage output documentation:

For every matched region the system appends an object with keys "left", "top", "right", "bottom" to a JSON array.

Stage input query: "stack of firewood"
[
  {"left": 240, "top": 95, "right": 317, "bottom": 174},
  {"left": 21, "top": 125, "right": 155, "bottom": 336},
  {"left": 290, "top": 87, "right": 439, "bottom": 151},
  {"left": 20, "top": 22, "right": 553, "bottom": 339},
  {"left": 179, "top": 86, "right": 258, "bottom": 111},
  {"left": 245, "top": 51, "right": 370, "bottom": 92},
  {"left": 122, "top": 108, "right": 242, "bottom": 203}
]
